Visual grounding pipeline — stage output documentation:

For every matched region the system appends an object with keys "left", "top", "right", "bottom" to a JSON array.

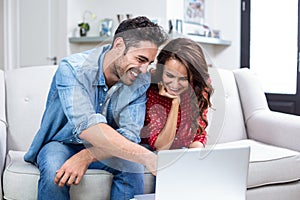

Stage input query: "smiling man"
[{"left": 24, "top": 16, "right": 168, "bottom": 200}]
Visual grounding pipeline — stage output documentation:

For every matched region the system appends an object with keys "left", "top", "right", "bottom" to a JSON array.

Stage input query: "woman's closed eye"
[
  {"left": 166, "top": 72, "right": 188, "bottom": 82},
  {"left": 165, "top": 72, "right": 175, "bottom": 78},
  {"left": 179, "top": 77, "right": 188, "bottom": 82}
]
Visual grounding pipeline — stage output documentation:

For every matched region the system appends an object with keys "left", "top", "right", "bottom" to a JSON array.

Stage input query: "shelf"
[
  {"left": 69, "top": 36, "right": 112, "bottom": 43},
  {"left": 69, "top": 34, "right": 231, "bottom": 46},
  {"left": 185, "top": 34, "right": 231, "bottom": 46},
  {"left": 170, "top": 33, "right": 231, "bottom": 46}
]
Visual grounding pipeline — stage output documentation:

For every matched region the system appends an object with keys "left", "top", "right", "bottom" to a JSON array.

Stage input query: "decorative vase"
[{"left": 80, "top": 27, "right": 87, "bottom": 37}]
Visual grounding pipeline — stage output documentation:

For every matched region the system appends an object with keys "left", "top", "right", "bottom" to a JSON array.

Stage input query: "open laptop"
[{"left": 133, "top": 146, "right": 250, "bottom": 200}]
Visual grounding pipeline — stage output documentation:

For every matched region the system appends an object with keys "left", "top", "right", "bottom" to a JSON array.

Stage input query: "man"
[{"left": 24, "top": 16, "right": 168, "bottom": 200}]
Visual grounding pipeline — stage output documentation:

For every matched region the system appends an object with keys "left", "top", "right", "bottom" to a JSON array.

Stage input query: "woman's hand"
[{"left": 158, "top": 82, "right": 181, "bottom": 104}]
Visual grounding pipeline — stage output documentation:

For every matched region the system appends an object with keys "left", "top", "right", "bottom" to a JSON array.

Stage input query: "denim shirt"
[{"left": 24, "top": 45, "right": 150, "bottom": 164}]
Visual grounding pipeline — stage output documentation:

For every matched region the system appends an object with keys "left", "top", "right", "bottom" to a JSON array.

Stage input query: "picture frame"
[{"left": 184, "top": 0, "right": 205, "bottom": 25}]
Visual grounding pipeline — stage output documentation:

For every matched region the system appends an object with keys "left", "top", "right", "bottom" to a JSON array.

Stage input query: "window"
[{"left": 248, "top": 0, "right": 298, "bottom": 94}]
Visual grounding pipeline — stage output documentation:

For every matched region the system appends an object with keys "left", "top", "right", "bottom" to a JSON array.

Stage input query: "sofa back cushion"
[
  {"left": 207, "top": 68, "right": 247, "bottom": 145},
  {"left": 5, "top": 65, "right": 57, "bottom": 151},
  {"left": 233, "top": 68, "right": 269, "bottom": 122}
]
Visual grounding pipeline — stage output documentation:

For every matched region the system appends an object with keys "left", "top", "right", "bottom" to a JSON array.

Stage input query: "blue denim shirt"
[{"left": 24, "top": 45, "right": 150, "bottom": 164}]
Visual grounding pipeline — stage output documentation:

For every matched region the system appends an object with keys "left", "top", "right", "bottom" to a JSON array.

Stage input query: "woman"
[{"left": 140, "top": 38, "right": 213, "bottom": 151}]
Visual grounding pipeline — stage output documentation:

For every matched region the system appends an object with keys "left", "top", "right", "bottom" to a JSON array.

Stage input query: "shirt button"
[
  {"left": 104, "top": 88, "right": 108, "bottom": 92},
  {"left": 99, "top": 103, "right": 103, "bottom": 106},
  {"left": 175, "top": 137, "right": 178, "bottom": 140}
]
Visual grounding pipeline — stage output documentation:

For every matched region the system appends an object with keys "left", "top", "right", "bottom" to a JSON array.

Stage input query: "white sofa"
[{"left": 1, "top": 65, "right": 300, "bottom": 200}]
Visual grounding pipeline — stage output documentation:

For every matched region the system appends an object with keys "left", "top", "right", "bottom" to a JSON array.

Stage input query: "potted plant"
[{"left": 78, "top": 22, "right": 90, "bottom": 37}]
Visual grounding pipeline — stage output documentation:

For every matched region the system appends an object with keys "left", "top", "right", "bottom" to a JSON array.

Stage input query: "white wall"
[
  {"left": 0, "top": 0, "right": 4, "bottom": 70},
  {"left": 67, "top": 0, "right": 167, "bottom": 37},
  {"left": 67, "top": 0, "right": 168, "bottom": 54},
  {"left": 0, "top": 0, "right": 241, "bottom": 70},
  {"left": 67, "top": 0, "right": 241, "bottom": 69},
  {"left": 210, "top": 0, "right": 241, "bottom": 69}
]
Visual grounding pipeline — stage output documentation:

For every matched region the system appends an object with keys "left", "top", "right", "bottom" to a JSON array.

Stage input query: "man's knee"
[{"left": 37, "top": 142, "right": 73, "bottom": 175}]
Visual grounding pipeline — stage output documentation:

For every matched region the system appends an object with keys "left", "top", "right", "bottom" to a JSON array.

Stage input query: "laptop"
[{"left": 133, "top": 146, "right": 250, "bottom": 200}]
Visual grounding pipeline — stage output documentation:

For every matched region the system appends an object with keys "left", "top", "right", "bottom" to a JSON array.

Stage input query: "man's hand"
[
  {"left": 54, "top": 149, "right": 95, "bottom": 187},
  {"left": 144, "top": 153, "right": 157, "bottom": 176}
]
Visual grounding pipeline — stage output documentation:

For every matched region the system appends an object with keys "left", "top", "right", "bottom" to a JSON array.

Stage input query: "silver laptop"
[{"left": 133, "top": 146, "right": 250, "bottom": 200}]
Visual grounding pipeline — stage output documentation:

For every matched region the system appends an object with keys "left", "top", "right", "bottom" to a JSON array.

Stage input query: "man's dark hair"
[{"left": 113, "top": 16, "right": 168, "bottom": 51}]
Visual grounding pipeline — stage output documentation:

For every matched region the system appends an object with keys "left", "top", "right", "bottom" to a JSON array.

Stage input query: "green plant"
[{"left": 78, "top": 22, "right": 90, "bottom": 32}]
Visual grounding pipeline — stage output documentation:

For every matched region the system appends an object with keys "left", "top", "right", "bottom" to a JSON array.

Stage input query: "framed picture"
[{"left": 184, "top": 0, "right": 205, "bottom": 25}]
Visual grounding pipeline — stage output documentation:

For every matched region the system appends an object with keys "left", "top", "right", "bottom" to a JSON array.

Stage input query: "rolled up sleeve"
[
  {"left": 55, "top": 60, "right": 107, "bottom": 136},
  {"left": 112, "top": 77, "right": 150, "bottom": 143},
  {"left": 116, "top": 93, "right": 148, "bottom": 143}
]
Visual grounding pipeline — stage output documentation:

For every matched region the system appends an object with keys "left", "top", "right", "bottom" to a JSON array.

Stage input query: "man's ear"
[{"left": 112, "top": 37, "right": 125, "bottom": 50}]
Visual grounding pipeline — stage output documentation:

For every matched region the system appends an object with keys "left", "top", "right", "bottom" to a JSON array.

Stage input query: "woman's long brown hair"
[{"left": 153, "top": 38, "right": 213, "bottom": 135}]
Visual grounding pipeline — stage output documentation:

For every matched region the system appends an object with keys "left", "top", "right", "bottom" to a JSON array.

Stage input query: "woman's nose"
[{"left": 170, "top": 79, "right": 180, "bottom": 88}]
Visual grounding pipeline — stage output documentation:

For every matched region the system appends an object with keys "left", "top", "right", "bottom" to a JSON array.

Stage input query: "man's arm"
[
  {"left": 81, "top": 123, "right": 157, "bottom": 171},
  {"left": 55, "top": 67, "right": 154, "bottom": 186},
  {"left": 54, "top": 61, "right": 111, "bottom": 187},
  {"left": 55, "top": 123, "right": 156, "bottom": 187}
]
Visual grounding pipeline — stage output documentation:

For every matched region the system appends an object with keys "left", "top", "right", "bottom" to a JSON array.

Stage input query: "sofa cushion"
[
  {"left": 3, "top": 150, "right": 155, "bottom": 200},
  {"left": 5, "top": 66, "right": 57, "bottom": 151},
  {"left": 247, "top": 181, "right": 300, "bottom": 200},
  {"left": 3, "top": 151, "right": 113, "bottom": 200},
  {"left": 233, "top": 68, "right": 269, "bottom": 122},
  {"left": 216, "top": 139, "right": 300, "bottom": 188},
  {"left": 207, "top": 68, "right": 247, "bottom": 145}
]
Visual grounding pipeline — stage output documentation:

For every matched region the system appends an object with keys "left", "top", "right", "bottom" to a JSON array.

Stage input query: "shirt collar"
[{"left": 97, "top": 44, "right": 111, "bottom": 87}]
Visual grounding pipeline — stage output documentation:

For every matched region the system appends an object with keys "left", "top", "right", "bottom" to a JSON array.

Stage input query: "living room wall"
[
  {"left": 0, "top": 0, "right": 4, "bottom": 70},
  {"left": 0, "top": 0, "right": 241, "bottom": 70},
  {"left": 67, "top": 0, "right": 241, "bottom": 69}
]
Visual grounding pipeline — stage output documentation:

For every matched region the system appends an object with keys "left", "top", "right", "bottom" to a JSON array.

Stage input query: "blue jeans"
[{"left": 36, "top": 141, "right": 144, "bottom": 200}]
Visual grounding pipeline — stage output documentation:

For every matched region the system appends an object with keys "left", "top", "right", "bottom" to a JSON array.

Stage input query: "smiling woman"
[{"left": 140, "top": 37, "right": 213, "bottom": 151}]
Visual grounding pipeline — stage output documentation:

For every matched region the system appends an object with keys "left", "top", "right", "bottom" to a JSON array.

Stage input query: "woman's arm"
[{"left": 154, "top": 98, "right": 180, "bottom": 150}]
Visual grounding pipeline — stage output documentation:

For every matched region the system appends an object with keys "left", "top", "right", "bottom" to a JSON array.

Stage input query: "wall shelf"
[
  {"left": 69, "top": 34, "right": 231, "bottom": 46},
  {"left": 69, "top": 36, "right": 112, "bottom": 44},
  {"left": 184, "top": 34, "right": 231, "bottom": 46}
]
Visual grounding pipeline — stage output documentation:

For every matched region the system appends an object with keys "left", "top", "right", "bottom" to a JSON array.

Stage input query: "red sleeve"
[{"left": 193, "top": 108, "right": 208, "bottom": 146}]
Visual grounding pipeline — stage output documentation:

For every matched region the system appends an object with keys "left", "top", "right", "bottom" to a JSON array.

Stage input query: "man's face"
[{"left": 115, "top": 41, "right": 158, "bottom": 85}]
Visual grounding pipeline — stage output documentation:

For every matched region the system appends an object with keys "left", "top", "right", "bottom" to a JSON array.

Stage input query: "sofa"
[{"left": 1, "top": 65, "right": 300, "bottom": 200}]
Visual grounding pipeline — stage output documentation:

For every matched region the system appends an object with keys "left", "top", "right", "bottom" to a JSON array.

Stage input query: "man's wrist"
[{"left": 82, "top": 148, "right": 97, "bottom": 163}]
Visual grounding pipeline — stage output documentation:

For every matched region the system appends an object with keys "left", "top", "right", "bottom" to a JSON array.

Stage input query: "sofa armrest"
[
  {"left": 0, "top": 120, "right": 7, "bottom": 199},
  {"left": 246, "top": 110, "right": 300, "bottom": 152}
]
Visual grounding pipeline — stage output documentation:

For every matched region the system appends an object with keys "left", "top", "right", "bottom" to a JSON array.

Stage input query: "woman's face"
[{"left": 162, "top": 59, "right": 189, "bottom": 96}]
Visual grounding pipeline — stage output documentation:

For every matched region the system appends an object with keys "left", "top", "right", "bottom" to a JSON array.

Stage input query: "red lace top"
[{"left": 140, "top": 84, "right": 208, "bottom": 150}]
